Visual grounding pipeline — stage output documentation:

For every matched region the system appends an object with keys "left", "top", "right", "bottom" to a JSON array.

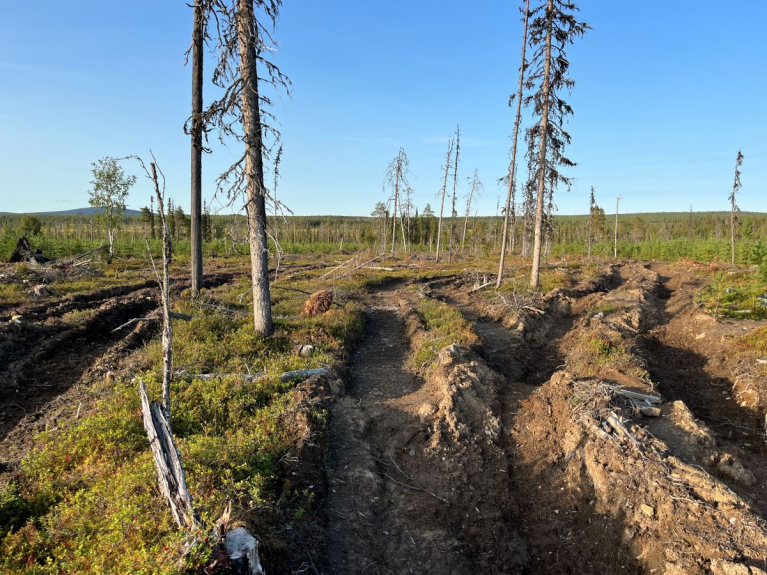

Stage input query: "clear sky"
[{"left": 0, "top": 1, "right": 764, "bottom": 217}]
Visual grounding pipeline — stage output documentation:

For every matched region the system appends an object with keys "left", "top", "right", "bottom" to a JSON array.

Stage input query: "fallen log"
[
  {"left": 181, "top": 372, "right": 267, "bottom": 382},
  {"left": 468, "top": 281, "right": 495, "bottom": 294},
  {"left": 111, "top": 312, "right": 193, "bottom": 333},
  {"left": 179, "top": 367, "right": 330, "bottom": 385},
  {"left": 139, "top": 380, "right": 198, "bottom": 529},
  {"left": 280, "top": 367, "right": 330, "bottom": 382}
]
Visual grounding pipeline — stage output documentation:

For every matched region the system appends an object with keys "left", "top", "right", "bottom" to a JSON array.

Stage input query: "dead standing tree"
[
  {"left": 729, "top": 149, "right": 744, "bottom": 266},
  {"left": 497, "top": 0, "right": 531, "bottom": 286},
  {"left": 614, "top": 195, "right": 622, "bottom": 258},
  {"left": 435, "top": 137, "right": 454, "bottom": 263},
  {"left": 202, "top": 0, "right": 291, "bottom": 336},
  {"left": 461, "top": 170, "right": 483, "bottom": 253},
  {"left": 384, "top": 148, "right": 411, "bottom": 257},
  {"left": 447, "top": 126, "right": 461, "bottom": 264},
  {"left": 134, "top": 155, "right": 199, "bottom": 530},
  {"left": 525, "top": 0, "right": 588, "bottom": 288},
  {"left": 187, "top": 0, "right": 208, "bottom": 296}
]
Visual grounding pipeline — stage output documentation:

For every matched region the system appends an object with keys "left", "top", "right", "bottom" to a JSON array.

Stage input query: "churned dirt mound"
[
  {"left": 0, "top": 272, "right": 239, "bottom": 462},
  {"left": 324, "top": 288, "right": 527, "bottom": 574},
  {"left": 425, "top": 262, "right": 767, "bottom": 573},
  {"left": 514, "top": 371, "right": 767, "bottom": 574}
]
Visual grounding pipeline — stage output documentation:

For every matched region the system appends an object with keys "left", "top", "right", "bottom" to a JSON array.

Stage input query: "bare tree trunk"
[
  {"left": 448, "top": 127, "right": 460, "bottom": 264},
  {"left": 391, "top": 162, "right": 399, "bottom": 257},
  {"left": 151, "top": 163, "right": 174, "bottom": 419},
  {"left": 530, "top": 0, "right": 554, "bottom": 289},
  {"left": 730, "top": 203, "right": 736, "bottom": 265},
  {"left": 435, "top": 138, "right": 452, "bottom": 263},
  {"left": 497, "top": 0, "right": 530, "bottom": 287},
  {"left": 614, "top": 195, "right": 622, "bottom": 259},
  {"left": 237, "top": 0, "right": 272, "bottom": 336},
  {"left": 190, "top": 0, "right": 204, "bottom": 295}
]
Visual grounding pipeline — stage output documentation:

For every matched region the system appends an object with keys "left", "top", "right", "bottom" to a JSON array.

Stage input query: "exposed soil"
[
  {"left": 0, "top": 272, "right": 238, "bottom": 463},
  {"left": 323, "top": 262, "right": 767, "bottom": 574},
  {"left": 325, "top": 286, "right": 527, "bottom": 574}
]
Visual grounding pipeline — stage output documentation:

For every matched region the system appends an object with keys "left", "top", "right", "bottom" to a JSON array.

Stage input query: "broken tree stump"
[{"left": 139, "top": 380, "right": 198, "bottom": 530}]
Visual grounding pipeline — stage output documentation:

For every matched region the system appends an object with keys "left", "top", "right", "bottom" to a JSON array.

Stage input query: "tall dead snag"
[
  {"left": 384, "top": 148, "right": 411, "bottom": 257},
  {"left": 135, "top": 156, "right": 198, "bottom": 530},
  {"left": 188, "top": 0, "right": 207, "bottom": 295},
  {"left": 447, "top": 126, "right": 461, "bottom": 264},
  {"left": 614, "top": 195, "right": 622, "bottom": 258},
  {"left": 730, "top": 149, "right": 744, "bottom": 265},
  {"left": 497, "top": 0, "right": 531, "bottom": 287},
  {"left": 461, "top": 170, "right": 483, "bottom": 253},
  {"left": 435, "top": 137, "right": 454, "bottom": 262},
  {"left": 525, "top": 0, "right": 588, "bottom": 288},
  {"left": 203, "top": 0, "right": 291, "bottom": 336},
  {"left": 587, "top": 186, "right": 596, "bottom": 259}
]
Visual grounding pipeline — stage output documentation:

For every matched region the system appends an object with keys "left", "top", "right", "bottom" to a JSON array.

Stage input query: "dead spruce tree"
[
  {"left": 384, "top": 148, "right": 411, "bottom": 257},
  {"left": 203, "top": 0, "right": 291, "bottom": 335},
  {"left": 435, "top": 136, "right": 454, "bottom": 262},
  {"left": 730, "top": 149, "right": 744, "bottom": 265},
  {"left": 448, "top": 126, "right": 461, "bottom": 264},
  {"left": 187, "top": 0, "right": 208, "bottom": 295},
  {"left": 461, "top": 170, "right": 483, "bottom": 253},
  {"left": 614, "top": 195, "right": 622, "bottom": 258},
  {"left": 497, "top": 0, "right": 531, "bottom": 286},
  {"left": 525, "top": 0, "right": 588, "bottom": 288}
]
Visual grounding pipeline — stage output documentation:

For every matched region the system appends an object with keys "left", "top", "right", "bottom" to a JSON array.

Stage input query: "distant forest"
[{"left": 1, "top": 209, "right": 766, "bottom": 264}]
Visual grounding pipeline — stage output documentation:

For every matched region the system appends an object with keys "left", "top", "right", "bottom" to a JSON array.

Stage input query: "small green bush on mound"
[{"left": 408, "top": 297, "right": 480, "bottom": 372}]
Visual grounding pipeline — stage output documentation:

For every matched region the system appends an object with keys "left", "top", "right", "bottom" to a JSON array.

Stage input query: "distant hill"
[{"left": 0, "top": 207, "right": 142, "bottom": 216}]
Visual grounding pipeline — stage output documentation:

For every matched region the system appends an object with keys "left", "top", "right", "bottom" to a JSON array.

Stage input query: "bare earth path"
[
  {"left": 325, "top": 282, "right": 531, "bottom": 574},
  {"left": 325, "top": 288, "right": 478, "bottom": 574}
]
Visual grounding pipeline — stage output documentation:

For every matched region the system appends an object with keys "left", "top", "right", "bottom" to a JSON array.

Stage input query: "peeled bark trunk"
[
  {"left": 237, "top": 0, "right": 273, "bottom": 336},
  {"left": 497, "top": 0, "right": 530, "bottom": 287},
  {"left": 190, "top": 0, "right": 204, "bottom": 295},
  {"left": 435, "top": 139, "right": 452, "bottom": 263}
]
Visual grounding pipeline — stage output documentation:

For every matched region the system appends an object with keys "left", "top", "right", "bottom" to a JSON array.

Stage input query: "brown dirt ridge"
[{"left": 321, "top": 262, "right": 767, "bottom": 574}]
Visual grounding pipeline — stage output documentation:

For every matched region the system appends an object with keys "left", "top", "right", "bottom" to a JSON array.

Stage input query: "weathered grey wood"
[
  {"left": 279, "top": 367, "right": 330, "bottom": 383},
  {"left": 183, "top": 372, "right": 267, "bottom": 382},
  {"left": 139, "top": 380, "right": 198, "bottom": 529},
  {"left": 190, "top": 0, "right": 204, "bottom": 295},
  {"left": 111, "top": 312, "right": 193, "bottom": 333},
  {"left": 497, "top": 0, "right": 530, "bottom": 287},
  {"left": 614, "top": 388, "right": 662, "bottom": 405},
  {"left": 226, "top": 527, "right": 264, "bottom": 574},
  {"left": 237, "top": 0, "right": 272, "bottom": 337}
]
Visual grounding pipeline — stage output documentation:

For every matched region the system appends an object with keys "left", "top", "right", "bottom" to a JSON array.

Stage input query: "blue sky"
[{"left": 0, "top": 1, "right": 764, "bottom": 217}]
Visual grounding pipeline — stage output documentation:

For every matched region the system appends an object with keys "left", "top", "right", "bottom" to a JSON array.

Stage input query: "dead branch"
[
  {"left": 378, "top": 454, "right": 448, "bottom": 504},
  {"left": 111, "top": 312, "right": 193, "bottom": 333},
  {"left": 468, "top": 281, "right": 495, "bottom": 294}
]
